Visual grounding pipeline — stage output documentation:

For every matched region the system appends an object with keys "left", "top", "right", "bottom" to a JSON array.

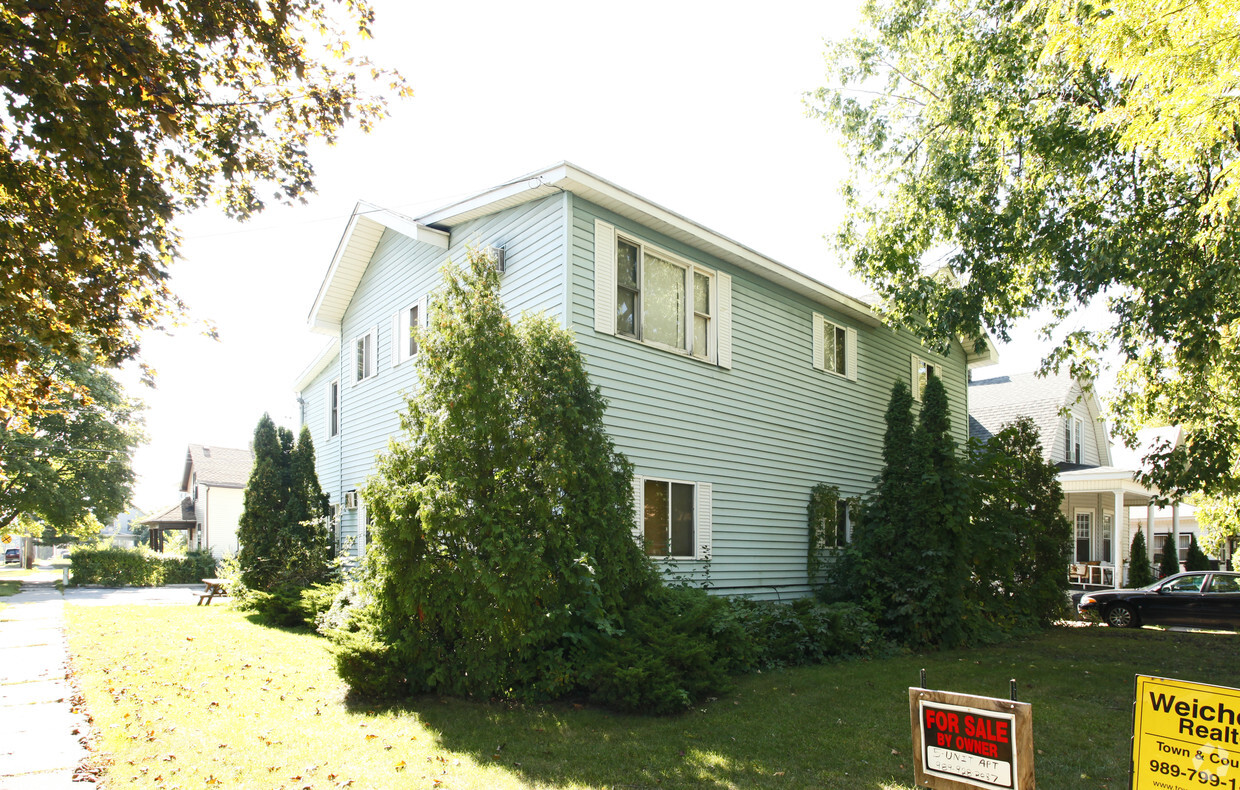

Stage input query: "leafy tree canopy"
[
  {"left": 809, "top": 0, "right": 1240, "bottom": 500},
  {"left": 1195, "top": 492, "right": 1240, "bottom": 562},
  {"left": 0, "top": 0, "right": 408, "bottom": 432},
  {"left": 0, "top": 352, "right": 142, "bottom": 540}
]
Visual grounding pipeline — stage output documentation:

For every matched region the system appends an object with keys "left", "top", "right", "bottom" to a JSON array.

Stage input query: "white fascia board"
[
  {"left": 293, "top": 338, "right": 340, "bottom": 394},
  {"left": 307, "top": 202, "right": 449, "bottom": 332},
  {"left": 419, "top": 162, "right": 883, "bottom": 328}
]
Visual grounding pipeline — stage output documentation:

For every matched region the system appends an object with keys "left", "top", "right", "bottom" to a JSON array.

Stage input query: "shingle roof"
[
  {"left": 181, "top": 444, "right": 253, "bottom": 491},
  {"left": 968, "top": 371, "right": 1079, "bottom": 462},
  {"left": 140, "top": 497, "right": 196, "bottom": 526}
]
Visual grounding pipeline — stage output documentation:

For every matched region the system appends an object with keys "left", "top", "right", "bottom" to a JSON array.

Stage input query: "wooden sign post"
[{"left": 910, "top": 686, "right": 1035, "bottom": 789}]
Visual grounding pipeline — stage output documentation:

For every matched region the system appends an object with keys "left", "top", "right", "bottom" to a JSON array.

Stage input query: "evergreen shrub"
[{"left": 1127, "top": 530, "right": 1155, "bottom": 587}]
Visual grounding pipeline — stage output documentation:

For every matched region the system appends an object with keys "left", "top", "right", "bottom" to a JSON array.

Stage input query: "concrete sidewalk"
[{"left": 0, "top": 580, "right": 196, "bottom": 788}]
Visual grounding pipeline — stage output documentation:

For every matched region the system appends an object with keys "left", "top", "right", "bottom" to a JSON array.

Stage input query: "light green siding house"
[{"left": 294, "top": 163, "right": 997, "bottom": 598}]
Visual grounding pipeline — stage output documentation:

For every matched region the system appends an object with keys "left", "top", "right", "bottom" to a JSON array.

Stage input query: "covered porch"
[
  {"left": 1058, "top": 467, "right": 1158, "bottom": 590},
  {"left": 139, "top": 497, "right": 197, "bottom": 553}
]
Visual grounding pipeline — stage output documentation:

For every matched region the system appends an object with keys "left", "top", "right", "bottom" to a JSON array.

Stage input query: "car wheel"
[{"left": 1106, "top": 603, "right": 1139, "bottom": 628}]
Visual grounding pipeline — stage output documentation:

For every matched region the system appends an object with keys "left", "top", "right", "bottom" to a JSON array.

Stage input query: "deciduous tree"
[
  {"left": 810, "top": 0, "right": 1240, "bottom": 500},
  {"left": 0, "top": 353, "right": 141, "bottom": 540},
  {"left": 0, "top": 0, "right": 408, "bottom": 434}
]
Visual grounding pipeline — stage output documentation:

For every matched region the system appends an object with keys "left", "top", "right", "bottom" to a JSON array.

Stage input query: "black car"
[
  {"left": 1079, "top": 571, "right": 1240, "bottom": 629},
  {"left": 4, "top": 548, "right": 19, "bottom": 565}
]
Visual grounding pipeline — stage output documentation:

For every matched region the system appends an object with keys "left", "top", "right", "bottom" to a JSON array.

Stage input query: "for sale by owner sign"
[{"left": 910, "top": 687, "right": 1034, "bottom": 790}]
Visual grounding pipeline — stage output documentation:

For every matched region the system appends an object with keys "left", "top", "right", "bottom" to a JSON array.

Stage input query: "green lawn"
[{"left": 65, "top": 606, "right": 1240, "bottom": 790}]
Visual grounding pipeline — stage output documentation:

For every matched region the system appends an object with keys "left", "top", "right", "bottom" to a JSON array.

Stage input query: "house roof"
[
  {"left": 181, "top": 445, "right": 253, "bottom": 492},
  {"left": 305, "top": 162, "right": 1000, "bottom": 368},
  {"left": 139, "top": 497, "right": 196, "bottom": 527},
  {"left": 968, "top": 371, "right": 1111, "bottom": 465}
]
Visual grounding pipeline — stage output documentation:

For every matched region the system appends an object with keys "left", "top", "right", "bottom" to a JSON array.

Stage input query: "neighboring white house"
[
  {"left": 969, "top": 372, "right": 1160, "bottom": 588},
  {"left": 142, "top": 445, "right": 252, "bottom": 558},
  {"left": 101, "top": 507, "right": 145, "bottom": 549}
]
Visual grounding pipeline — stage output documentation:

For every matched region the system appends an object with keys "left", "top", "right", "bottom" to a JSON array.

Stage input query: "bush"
[
  {"left": 70, "top": 545, "right": 217, "bottom": 586},
  {"left": 733, "top": 598, "right": 890, "bottom": 669},
  {"left": 238, "top": 582, "right": 343, "bottom": 629}
]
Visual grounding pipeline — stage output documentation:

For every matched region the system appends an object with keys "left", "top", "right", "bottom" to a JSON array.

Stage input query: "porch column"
[{"left": 1114, "top": 489, "right": 1125, "bottom": 589}]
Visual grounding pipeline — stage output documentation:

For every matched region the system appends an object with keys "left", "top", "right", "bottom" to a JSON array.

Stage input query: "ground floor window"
[
  {"left": 1075, "top": 511, "right": 1092, "bottom": 562},
  {"left": 643, "top": 479, "right": 695, "bottom": 557},
  {"left": 1102, "top": 513, "right": 1113, "bottom": 563}
]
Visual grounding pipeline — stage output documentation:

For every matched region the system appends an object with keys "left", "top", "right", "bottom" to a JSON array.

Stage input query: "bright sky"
[{"left": 121, "top": 0, "right": 1063, "bottom": 512}]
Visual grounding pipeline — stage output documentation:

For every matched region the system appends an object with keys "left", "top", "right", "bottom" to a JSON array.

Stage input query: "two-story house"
[
  {"left": 968, "top": 372, "right": 1163, "bottom": 587},
  {"left": 294, "top": 163, "right": 997, "bottom": 598}
]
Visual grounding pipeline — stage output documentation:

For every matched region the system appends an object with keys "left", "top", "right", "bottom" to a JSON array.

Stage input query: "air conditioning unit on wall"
[{"left": 344, "top": 491, "right": 358, "bottom": 510}]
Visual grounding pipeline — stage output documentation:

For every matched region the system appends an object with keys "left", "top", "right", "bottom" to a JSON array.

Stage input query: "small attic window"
[{"left": 202, "top": 447, "right": 211, "bottom": 458}]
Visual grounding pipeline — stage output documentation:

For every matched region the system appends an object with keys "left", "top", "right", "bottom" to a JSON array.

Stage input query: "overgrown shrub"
[
  {"left": 70, "top": 545, "right": 217, "bottom": 586},
  {"left": 732, "top": 598, "right": 889, "bottom": 668},
  {"left": 242, "top": 582, "right": 343, "bottom": 628}
]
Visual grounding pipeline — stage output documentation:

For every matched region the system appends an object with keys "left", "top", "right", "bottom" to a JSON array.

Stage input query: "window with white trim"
[
  {"left": 357, "top": 499, "right": 368, "bottom": 556},
  {"left": 1075, "top": 511, "right": 1092, "bottom": 563},
  {"left": 831, "top": 500, "right": 851, "bottom": 548},
  {"left": 1102, "top": 512, "right": 1113, "bottom": 563},
  {"left": 632, "top": 475, "right": 712, "bottom": 560},
  {"left": 615, "top": 235, "right": 715, "bottom": 359},
  {"left": 326, "top": 379, "right": 340, "bottom": 438},
  {"left": 912, "top": 354, "right": 938, "bottom": 401},
  {"left": 1073, "top": 417, "right": 1084, "bottom": 464},
  {"left": 391, "top": 296, "right": 428, "bottom": 367},
  {"left": 1062, "top": 417, "right": 1072, "bottom": 463},
  {"left": 354, "top": 327, "right": 377, "bottom": 384},
  {"left": 813, "top": 313, "right": 858, "bottom": 380},
  {"left": 594, "top": 217, "right": 735, "bottom": 367}
]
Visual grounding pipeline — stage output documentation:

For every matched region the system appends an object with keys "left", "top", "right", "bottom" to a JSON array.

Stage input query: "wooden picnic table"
[{"left": 197, "top": 578, "right": 228, "bottom": 606}]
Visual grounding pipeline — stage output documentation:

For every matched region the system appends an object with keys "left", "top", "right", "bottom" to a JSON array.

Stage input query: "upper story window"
[
  {"left": 813, "top": 313, "right": 858, "bottom": 381},
  {"left": 1063, "top": 416, "right": 1084, "bottom": 463},
  {"left": 912, "top": 354, "right": 937, "bottom": 401},
  {"left": 594, "top": 219, "right": 732, "bottom": 368},
  {"left": 327, "top": 379, "right": 340, "bottom": 438},
  {"left": 354, "top": 327, "right": 376, "bottom": 384},
  {"left": 392, "top": 296, "right": 428, "bottom": 367},
  {"left": 616, "top": 236, "right": 714, "bottom": 359}
]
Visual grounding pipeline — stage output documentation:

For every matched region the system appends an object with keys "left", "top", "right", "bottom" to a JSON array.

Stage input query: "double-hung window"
[
  {"left": 326, "top": 379, "right": 340, "bottom": 438},
  {"left": 354, "top": 327, "right": 377, "bottom": 384},
  {"left": 1073, "top": 418, "right": 1083, "bottom": 464},
  {"left": 1075, "top": 511, "right": 1092, "bottom": 562},
  {"left": 596, "top": 220, "right": 731, "bottom": 367},
  {"left": 392, "top": 296, "right": 428, "bottom": 367},
  {"left": 912, "top": 354, "right": 938, "bottom": 401},
  {"left": 813, "top": 313, "right": 858, "bottom": 380},
  {"left": 632, "top": 476, "right": 713, "bottom": 560}
]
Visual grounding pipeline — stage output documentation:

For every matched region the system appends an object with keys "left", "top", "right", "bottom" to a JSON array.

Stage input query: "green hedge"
[{"left": 70, "top": 545, "right": 217, "bottom": 586}]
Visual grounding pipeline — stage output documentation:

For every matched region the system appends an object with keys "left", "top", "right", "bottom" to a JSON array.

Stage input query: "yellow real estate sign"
[{"left": 1132, "top": 675, "right": 1240, "bottom": 790}]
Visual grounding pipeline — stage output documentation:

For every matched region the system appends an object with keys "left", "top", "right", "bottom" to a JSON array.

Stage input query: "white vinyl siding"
[
  {"left": 812, "top": 312, "right": 857, "bottom": 381},
  {"left": 632, "top": 475, "right": 712, "bottom": 561}
]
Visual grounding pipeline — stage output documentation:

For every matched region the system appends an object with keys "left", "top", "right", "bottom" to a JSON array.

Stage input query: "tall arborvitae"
[
  {"left": 237, "top": 414, "right": 286, "bottom": 590},
  {"left": 238, "top": 415, "right": 333, "bottom": 592},
  {"left": 1184, "top": 533, "right": 1212, "bottom": 572},
  {"left": 1127, "top": 529, "right": 1155, "bottom": 587},
  {"left": 1159, "top": 534, "right": 1182, "bottom": 578}
]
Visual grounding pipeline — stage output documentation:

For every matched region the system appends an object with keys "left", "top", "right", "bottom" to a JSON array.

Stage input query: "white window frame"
[
  {"left": 594, "top": 219, "right": 731, "bottom": 368},
  {"left": 631, "top": 475, "right": 712, "bottom": 561},
  {"left": 1102, "top": 511, "right": 1113, "bottom": 563},
  {"left": 326, "top": 378, "right": 340, "bottom": 438},
  {"left": 356, "top": 499, "right": 368, "bottom": 557},
  {"left": 1075, "top": 510, "right": 1093, "bottom": 563},
  {"left": 616, "top": 234, "right": 716, "bottom": 359},
  {"left": 353, "top": 326, "right": 377, "bottom": 385},
  {"left": 812, "top": 313, "right": 858, "bottom": 381},
  {"left": 911, "top": 354, "right": 938, "bottom": 401},
  {"left": 832, "top": 499, "right": 851, "bottom": 548},
  {"left": 391, "top": 295, "right": 429, "bottom": 367},
  {"left": 1073, "top": 417, "right": 1084, "bottom": 464}
]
